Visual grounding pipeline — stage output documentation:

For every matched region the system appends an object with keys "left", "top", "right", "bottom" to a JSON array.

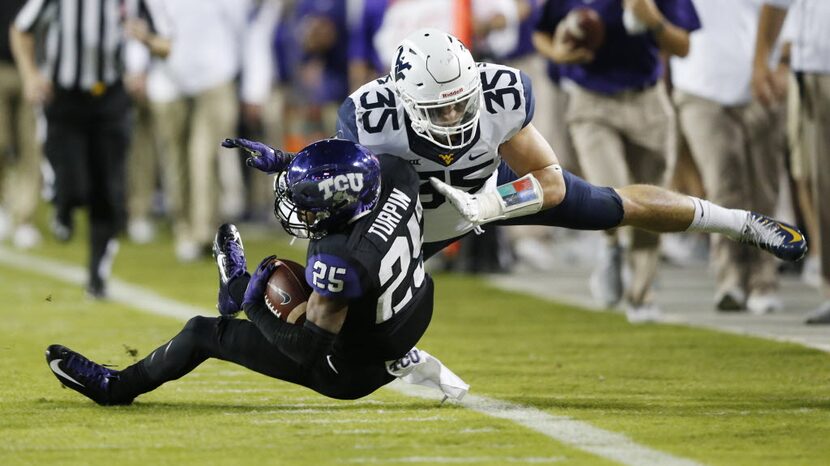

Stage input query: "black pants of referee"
[{"left": 44, "top": 83, "right": 131, "bottom": 295}]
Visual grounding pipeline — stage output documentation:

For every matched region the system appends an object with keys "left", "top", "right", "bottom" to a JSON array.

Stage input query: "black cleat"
[
  {"left": 45, "top": 344, "right": 130, "bottom": 405},
  {"left": 213, "top": 223, "right": 249, "bottom": 316}
]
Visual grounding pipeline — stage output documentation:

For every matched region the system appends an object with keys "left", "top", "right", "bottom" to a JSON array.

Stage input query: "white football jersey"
[{"left": 337, "top": 62, "right": 535, "bottom": 243}]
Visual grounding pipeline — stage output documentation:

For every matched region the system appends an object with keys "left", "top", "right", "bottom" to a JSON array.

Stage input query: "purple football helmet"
[{"left": 274, "top": 139, "right": 382, "bottom": 239}]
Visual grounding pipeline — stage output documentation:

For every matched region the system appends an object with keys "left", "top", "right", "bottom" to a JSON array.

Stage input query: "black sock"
[
  {"left": 109, "top": 317, "right": 216, "bottom": 402},
  {"left": 229, "top": 275, "right": 250, "bottom": 305}
]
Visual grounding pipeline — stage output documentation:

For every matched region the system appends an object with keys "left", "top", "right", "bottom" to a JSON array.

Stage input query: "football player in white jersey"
[{"left": 224, "top": 28, "right": 806, "bottom": 320}]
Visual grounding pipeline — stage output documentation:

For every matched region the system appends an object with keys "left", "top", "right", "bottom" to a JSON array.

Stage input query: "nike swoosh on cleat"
[
  {"left": 50, "top": 359, "right": 84, "bottom": 387},
  {"left": 326, "top": 354, "right": 339, "bottom": 374},
  {"left": 778, "top": 224, "right": 804, "bottom": 243}
]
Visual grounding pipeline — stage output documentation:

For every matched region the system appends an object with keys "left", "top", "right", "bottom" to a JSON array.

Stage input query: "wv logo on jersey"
[
  {"left": 438, "top": 153, "right": 454, "bottom": 165},
  {"left": 394, "top": 47, "right": 412, "bottom": 81},
  {"left": 318, "top": 173, "right": 364, "bottom": 200}
]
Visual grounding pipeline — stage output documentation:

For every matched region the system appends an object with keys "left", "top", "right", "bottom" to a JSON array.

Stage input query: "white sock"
[{"left": 685, "top": 197, "right": 749, "bottom": 240}]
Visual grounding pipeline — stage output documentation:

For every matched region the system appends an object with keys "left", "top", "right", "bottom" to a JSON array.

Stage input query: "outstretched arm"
[
  {"left": 429, "top": 123, "right": 566, "bottom": 226},
  {"left": 499, "top": 123, "right": 566, "bottom": 209},
  {"left": 221, "top": 138, "right": 295, "bottom": 174}
]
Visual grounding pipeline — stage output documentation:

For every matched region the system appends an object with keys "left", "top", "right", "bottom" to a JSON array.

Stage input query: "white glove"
[
  {"left": 429, "top": 173, "right": 544, "bottom": 226},
  {"left": 429, "top": 177, "right": 487, "bottom": 223}
]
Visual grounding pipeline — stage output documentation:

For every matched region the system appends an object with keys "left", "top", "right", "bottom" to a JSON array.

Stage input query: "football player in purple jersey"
[{"left": 44, "top": 139, "right": 467, "bottom": 405}]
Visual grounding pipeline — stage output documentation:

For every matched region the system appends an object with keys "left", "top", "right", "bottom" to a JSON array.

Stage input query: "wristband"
[{"left": 476, "top": 173, "right": 544, "bottom": 223}]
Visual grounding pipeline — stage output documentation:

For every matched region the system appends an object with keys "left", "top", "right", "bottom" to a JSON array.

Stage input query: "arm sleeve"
[
  {"left": 660, "top": 0, "right": 702, "bottom": 33},
  {"left": 243, "top": 301, "right": 336, "bottom": 367},
  {"left": 15, "top": 0, "right": 53, "bottom": 32},
  {"left": 533, "top": 0, "right": 563, "bottom": 35},
  {"left": 305, "top": 252, "right": 364, "bottom": 299},
  {"left": 336, "top": 97, "right": 360, "bottom": 143}
]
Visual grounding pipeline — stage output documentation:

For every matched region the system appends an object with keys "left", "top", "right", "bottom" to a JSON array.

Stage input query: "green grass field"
[{"left": 1, "top": 222, "right": 829, "bottom": 466}]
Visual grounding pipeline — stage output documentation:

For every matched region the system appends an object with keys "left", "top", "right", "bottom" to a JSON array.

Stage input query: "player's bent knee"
[{"left": 179, "top": 316, "right": 219, "bottom": 346}]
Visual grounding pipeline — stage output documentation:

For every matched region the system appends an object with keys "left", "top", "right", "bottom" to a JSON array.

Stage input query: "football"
[
  {"left": 562, "top": 7, "right": 605, "bottom": 52},
  {"left": 264, "top": 258, "right": 312, "bottom": 324}
]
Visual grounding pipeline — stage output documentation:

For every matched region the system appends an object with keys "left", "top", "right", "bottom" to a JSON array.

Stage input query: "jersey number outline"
[
  {"left": 376, "top": 202, "right": 425, "bottom": 323},
  {"left": 311, "top": 261, "right": 346, "bottom": 293},
  {"left": 360, "top": 88, "right": 400, "bottom": 134},
  {"left": 481, "top": 69, "right": 521, "bottom": 115}
]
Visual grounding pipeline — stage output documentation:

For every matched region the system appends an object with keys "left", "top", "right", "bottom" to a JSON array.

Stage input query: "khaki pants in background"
[
  {"left": 674, "top": 91, "right": 783, "bottom": 298},
  {"left": 0, "top": 62, "right": 41, "bottom": 227},
  {"left": 152, "top": 82, "right": 239, "bottom": 249},
  {"left": 799, "top": 73, "right": 830, "bottom": 297},
  {"left": 567, "top": 82, "right": 676, "bottom": 306},
  {"left": 505, "top": 54, "right": 579, "bottom": 175},
  {"left": 127, "top": 100, "right": 160, "bottom": 224}
]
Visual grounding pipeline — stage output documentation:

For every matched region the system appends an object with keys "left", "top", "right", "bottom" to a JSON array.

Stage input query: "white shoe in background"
[
  {"left": 128, "top": 219, "right": 156, "bottom": 244},
  {"left": 513, "top": 237, "right": 556, "bottom": 272},
  {"left": 801, "top": 256, "right": 822, "bottom": 289},
  {"left": 625, "top": 302, "right": 663, "bottom": 324},
  {"left": 746, "top": 292, "right": 783, "bottom": 315},
  {"left": 12, "top": 224, "right": 42, "bottom": 249},
  {"left": 0, "top": 208, "right": 10, "bottom": 241},
  {"left": 176, "top": 240, "right": 202, "bottom": 263}
]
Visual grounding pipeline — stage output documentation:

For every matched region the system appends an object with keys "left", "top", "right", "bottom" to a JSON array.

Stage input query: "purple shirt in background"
[
  {"left": 503, "top": 0, "right": 543, "bottom": 61},
  {"left": 348, "top": 0, "right": 388, "bottom": 75},
  {"left": 274, "top": 0, "right": 349, "bottom": 104},
  {"left": 535, "top": 0, "right": 700, "bottom": 95}
]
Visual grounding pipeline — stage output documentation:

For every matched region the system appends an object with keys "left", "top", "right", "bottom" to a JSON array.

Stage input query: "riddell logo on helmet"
[{"left": 441, "top": 87, "right": 464, "bottom": 98}]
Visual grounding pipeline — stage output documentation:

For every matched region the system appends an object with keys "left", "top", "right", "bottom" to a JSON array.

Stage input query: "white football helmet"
[{"left": 391, "top": 28, "right": 481, "bottom": 150}]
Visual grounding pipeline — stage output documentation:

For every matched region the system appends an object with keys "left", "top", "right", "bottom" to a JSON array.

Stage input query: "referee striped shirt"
[{"left": 14, "top": 0, "right": 160, "bottom": 91}]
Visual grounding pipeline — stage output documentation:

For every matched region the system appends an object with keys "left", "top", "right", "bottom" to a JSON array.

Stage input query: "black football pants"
[{"left": 111, "top": 316, "right": 395, "bottom": 403}]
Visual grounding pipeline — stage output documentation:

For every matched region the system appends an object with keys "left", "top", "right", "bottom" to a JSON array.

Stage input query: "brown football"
[
  {"left": 264, "top": 258, "right": 312, "bottom": 324},
  {"left": 562, "top": 7, "right": 605, "bottom": 52}
]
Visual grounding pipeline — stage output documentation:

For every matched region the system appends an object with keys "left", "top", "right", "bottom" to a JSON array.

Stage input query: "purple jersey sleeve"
[
  {"left": 306, "top": 252, "right": 364, "bottom": 299},
  {"left": 534, "top": 0, "right": 566, "bottom": 35},
  {"left": 658, "top": 0, "right": 701, "bottom": 33}
]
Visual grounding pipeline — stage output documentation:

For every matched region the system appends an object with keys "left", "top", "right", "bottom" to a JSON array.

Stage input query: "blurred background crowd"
[{"left": 0, "top": 0, "right": 827, "bottom": 323}]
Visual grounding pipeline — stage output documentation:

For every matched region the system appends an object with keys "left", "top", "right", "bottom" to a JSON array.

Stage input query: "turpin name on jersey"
[{"left": 367, "top": 188, "right": 412, "bottom": 242}]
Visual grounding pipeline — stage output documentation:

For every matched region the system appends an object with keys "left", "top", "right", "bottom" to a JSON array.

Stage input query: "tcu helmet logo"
[
  {"left": 394, "top": 46, "right": 412, "bottom": 82},
  {"left": 318, "top": 173, "right": 365, "bottom": 200}
]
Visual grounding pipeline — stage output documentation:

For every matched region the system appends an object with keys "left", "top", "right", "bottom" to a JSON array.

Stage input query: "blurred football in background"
[
  {"left": 264, "top": 258, "right": 312, "bottom": 324},
  {"left": 562, "top": 7, "right": 605, "bottom": 52}
]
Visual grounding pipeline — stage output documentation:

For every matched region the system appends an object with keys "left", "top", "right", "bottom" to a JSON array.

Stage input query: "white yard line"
[{"left": 0, "top": 246, "right": 703, "bottom": 466}]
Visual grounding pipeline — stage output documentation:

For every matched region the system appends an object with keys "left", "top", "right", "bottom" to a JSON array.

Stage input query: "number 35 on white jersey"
[{"left": 337, "top": 62, "right": 535, "bottom": 243}]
